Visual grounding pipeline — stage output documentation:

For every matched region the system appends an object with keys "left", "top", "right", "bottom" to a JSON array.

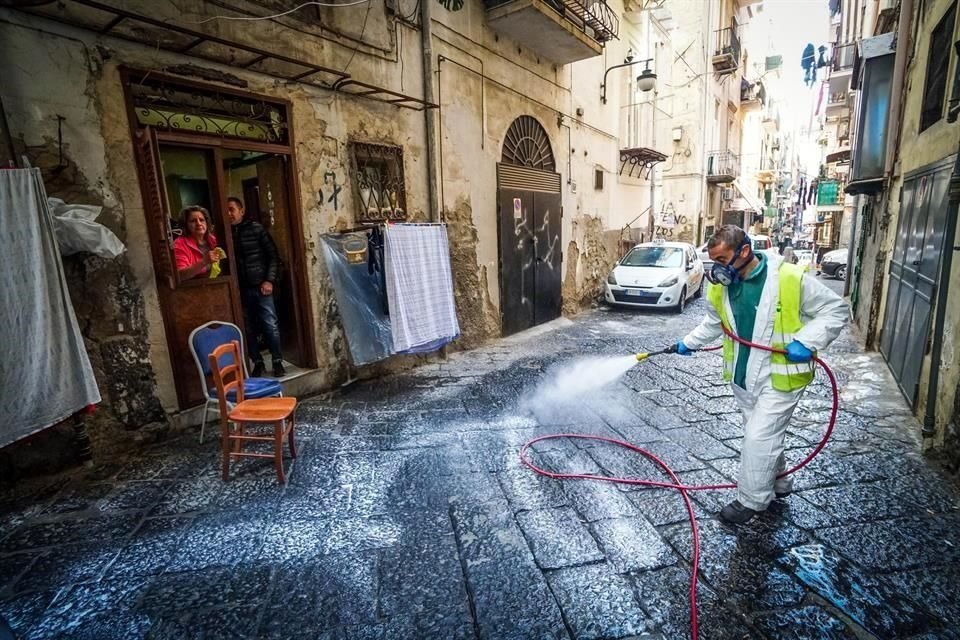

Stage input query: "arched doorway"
[{"left": 497, "top": 116, "right": 563, "bottom": 336}]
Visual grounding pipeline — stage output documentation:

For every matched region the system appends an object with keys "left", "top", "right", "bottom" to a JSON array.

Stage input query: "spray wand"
[{"left": 634, "top": 342, "right": 714, "bottom": 361}]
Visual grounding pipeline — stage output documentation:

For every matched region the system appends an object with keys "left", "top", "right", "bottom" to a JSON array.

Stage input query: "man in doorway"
[
  {"left": 672, "top": 225, "right": 847, "bottom": 524},
  {"left": 226, "top": 196, "right": 284, "bottom": 377}
]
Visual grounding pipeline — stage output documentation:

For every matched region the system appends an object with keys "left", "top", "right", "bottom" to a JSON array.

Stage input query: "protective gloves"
[
  {"left": 785, "top": 340, "right": 814, "bottom": 362},
  {"left": 667, "top": 341, "right": 692, "bottom": 356}
]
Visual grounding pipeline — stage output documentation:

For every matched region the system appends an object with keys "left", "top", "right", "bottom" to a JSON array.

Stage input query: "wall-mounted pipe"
[{"left": 420, "top": 0, "right": 439, "bottom": 221}]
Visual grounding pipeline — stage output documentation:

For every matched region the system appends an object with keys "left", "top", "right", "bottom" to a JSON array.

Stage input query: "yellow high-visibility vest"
[{"left": 706, "top": 262, "right": 815, "bottom": 391}]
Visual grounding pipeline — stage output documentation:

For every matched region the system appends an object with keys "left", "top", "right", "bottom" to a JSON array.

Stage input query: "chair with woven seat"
[
  {"left": 209, "top": 340, "right": 298, "bottom": 483},
  {"left": 189, "top": 321, "right": 283, "bottom": 444}
]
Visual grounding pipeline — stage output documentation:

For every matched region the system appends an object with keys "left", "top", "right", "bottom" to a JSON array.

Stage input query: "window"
[
  {"left": 851, "top": 50, "right": 895, "bottom": 181},
  {"left": 621, "top": 246, "right": 683, "bottom": 268},
  {"left": 349, "top": 142, "right": 407, "bottom": 223},
  {"left": 594, "top": 168, "right": 604, "bottom": 190},
  {"left": 920, "top": 2, "right": 957, "bottom": 132}
]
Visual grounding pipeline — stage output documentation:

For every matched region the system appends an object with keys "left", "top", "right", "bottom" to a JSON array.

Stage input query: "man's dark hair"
[
  {"left": 227, "top": 196, "right": 245, "bottom": 209},
  {"left": 707, "top": 225, "right": 747, "bottom": 251}
]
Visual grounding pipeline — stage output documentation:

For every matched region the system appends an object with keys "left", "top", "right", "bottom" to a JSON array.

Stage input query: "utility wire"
[
  {"left": 186, "top": 0, "right": 371, "bottom": 24},
  {"left": 341, "top": 0, "right": 373, "bottom": 74}
]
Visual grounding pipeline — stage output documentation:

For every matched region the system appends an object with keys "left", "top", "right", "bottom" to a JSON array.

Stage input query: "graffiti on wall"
[{"left": 318, "top": 170, "right": 342, "bottom": 211}]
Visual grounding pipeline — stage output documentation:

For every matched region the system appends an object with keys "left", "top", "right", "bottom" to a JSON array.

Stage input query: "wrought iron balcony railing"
[
  {"left": 706, "top": 150, "right": 740, "bottom": 182},
  {"left": 485, "top": 0, "right": 619, "bottom": 43},
  {"left": 713, "top": 27, "right": 741, "bottom": 66}
]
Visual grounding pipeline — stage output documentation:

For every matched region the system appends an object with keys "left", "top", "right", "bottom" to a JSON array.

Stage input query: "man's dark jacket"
[{"left": 232, "top": 218, "right": 279, "bottom": 288}]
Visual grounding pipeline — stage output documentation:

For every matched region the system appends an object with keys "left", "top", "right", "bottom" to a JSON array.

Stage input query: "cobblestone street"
[{"left": 2, "top": 299, "right": 959, "bottom": 639}]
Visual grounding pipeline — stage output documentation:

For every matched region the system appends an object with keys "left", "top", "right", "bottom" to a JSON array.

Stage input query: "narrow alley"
[{"left": 1, "top": 299, "right": 957, "bottom": 640}]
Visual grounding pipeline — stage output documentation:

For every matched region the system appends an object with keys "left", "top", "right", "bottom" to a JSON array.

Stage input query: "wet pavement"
[{"left": 2, "top": 299, "right": 959, "bottom": 639}]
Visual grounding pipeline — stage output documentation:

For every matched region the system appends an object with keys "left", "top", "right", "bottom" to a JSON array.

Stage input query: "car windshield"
[
  {"left": 752, "top": 239, "right": 768, "bottom": 250},
  {"left": 621, "top": 246, "right": 683, "bottom": 268}
]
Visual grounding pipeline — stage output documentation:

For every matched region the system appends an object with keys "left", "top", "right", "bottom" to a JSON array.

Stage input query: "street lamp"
[{"left": 601, "top": 57, "right": 656, "bottom": 104}]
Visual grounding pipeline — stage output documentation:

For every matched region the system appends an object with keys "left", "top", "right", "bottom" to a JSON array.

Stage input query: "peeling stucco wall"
[
  {"left": 561, "top": 215, "right": 618, "bottom": 315},
  {"left": 445, "top": 196, "right": 500, "bottom": 348},
  {"left": 0, "top": 6, "right": 436, "bottom": 477},
  {"left": 0, "top": 22, "right": 168, "bottom": 480}
]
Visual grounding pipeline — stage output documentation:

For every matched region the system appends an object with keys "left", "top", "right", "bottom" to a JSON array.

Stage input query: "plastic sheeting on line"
[
  {"left": 320, "top": 232, "right": 394, "bottom": 366},
  {"left": 49, "top": 198, "right": 125, "bottom": 258}
]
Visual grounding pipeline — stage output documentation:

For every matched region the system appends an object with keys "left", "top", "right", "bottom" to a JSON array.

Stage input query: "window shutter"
[{"left": 133, "top": 127, "right": 176, "bottom": 290}]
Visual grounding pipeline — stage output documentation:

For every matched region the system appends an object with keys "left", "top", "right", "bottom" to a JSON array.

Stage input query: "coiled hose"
[{"left": 519, "top": 327, "right": 839, "bottom": 639}]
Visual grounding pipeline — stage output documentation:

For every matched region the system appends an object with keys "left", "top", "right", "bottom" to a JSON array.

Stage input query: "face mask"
[{"left": 707, "top": 237, "right": 753, "bottom": 286}]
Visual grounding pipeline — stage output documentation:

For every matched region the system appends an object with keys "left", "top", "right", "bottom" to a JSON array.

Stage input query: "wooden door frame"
[{"left": 121, "top": 69, "right": 318, "bottom": 389}]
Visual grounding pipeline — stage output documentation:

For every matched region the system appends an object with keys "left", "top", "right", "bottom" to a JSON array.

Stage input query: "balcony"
[
  {"left": 740, "top": 80, "right": 765, "bottom": 111},
  {"left": 706, "top": 150, "right": 740, "bottom": 184},
  {"left": 831, "top": 41, "right": 857, "bottom": 74},
  {"left": 761, "top": 109, "right": 780, "bottom": 133},
  {"left": 756, "top": 168, "right": 776, "bottom": 184},
  {"left": 484, "top": 0, "right": 619, "bottom": 64},
  {"left": 826, "top": 91, "right": 848, "bottom": 116},
  {"left": 712, "top": 27, "right": 741, "bottom": 74}
]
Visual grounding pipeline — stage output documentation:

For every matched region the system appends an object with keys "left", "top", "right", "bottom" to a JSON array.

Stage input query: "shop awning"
[{"left": 723, "top": 179, "right": 765, "bottom": 214}]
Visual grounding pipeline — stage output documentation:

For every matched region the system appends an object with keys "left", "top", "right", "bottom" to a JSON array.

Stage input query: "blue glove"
[
  {"left": 785, "top": 340, "right": 813, "bottom": 362},
  {"left": 676, "top": 341, "right": 692, "bottom": 356}
]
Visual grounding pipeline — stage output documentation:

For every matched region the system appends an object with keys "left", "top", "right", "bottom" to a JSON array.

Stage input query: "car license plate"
[{"left": 626, "top": 289, "right": 643, "bottom": 296}]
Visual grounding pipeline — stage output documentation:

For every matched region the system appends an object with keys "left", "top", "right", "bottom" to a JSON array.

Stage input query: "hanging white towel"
[
  {"left": 384, "top": 223, "right": 460, "bottom": 353},
  {"left": 0, "top": 169, "right": 101, "bottom": 447}
]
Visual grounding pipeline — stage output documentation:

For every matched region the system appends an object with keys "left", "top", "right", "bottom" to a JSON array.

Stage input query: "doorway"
[
  {"left": 497, "top": 116, "right": 562, "bottom": 336},
  {"left": 879, "top": 158, "right": 953, "bottom": 404},
  {"left": 125, "top": 71, "right": 315, "bottom": 409},
  {"left": 221, "top": 150, "right": 303, "bottom": 365}
]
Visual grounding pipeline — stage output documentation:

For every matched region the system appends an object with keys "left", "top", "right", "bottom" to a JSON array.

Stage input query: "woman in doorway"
[{"left": 173, "top": 205, "right": 225, "bottom": 280}]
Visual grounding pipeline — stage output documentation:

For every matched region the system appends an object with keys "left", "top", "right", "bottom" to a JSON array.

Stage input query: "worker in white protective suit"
[{"left": 672, "top": 225, "right": 848, "bottom": 524}]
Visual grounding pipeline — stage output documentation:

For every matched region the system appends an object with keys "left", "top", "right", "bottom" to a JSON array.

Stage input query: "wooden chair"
[{"left": 208, "top": 340, "right": 298, "bottom": 483}]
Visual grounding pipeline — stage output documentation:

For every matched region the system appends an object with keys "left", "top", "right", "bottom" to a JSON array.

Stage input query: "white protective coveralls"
[{"left": 682, "top": 255, "right": 848, "bottom": 511}]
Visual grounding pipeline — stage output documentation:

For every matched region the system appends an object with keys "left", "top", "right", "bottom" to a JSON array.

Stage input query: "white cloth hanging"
[
  {"left": 383, "top": 223, "right": 460, "bottom": 353},
  {"left": 0, "top": 169, "right": 101, "bottom": 447},
  {"left": 49, "top": 197, "right": 125, "bottom": 258}
]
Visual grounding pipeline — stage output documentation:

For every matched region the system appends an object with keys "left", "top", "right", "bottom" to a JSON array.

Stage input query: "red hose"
[{"left": 519, "top": 327, "right": 839, "bottom": 640}]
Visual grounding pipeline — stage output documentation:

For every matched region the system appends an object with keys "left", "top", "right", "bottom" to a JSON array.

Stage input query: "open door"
[{"left": 134, "top": 128, "right": 244, "bottom": 408}]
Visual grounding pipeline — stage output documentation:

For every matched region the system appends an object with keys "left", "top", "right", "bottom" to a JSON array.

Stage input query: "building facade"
[
  {"left": 843, "top": 0, "right": 960, "bottom": 460},
  {"left": 2, "top": 0, "right": 734, "bottom": 474}
]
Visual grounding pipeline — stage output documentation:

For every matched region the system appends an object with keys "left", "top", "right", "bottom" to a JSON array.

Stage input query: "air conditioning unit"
[{"left": 722, "top": 188, "right": 734, "bottom": 200}]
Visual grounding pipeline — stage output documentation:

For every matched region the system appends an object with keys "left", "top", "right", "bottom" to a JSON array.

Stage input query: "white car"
[
  {"left": 605, "top": 241, "right": 704, "bottom": 312},
  {"left": 698, "top": 235, "right": 775, "bottom": 272},
  {"left": 794, "top": 249, "right": 814, "bottom": 269}
]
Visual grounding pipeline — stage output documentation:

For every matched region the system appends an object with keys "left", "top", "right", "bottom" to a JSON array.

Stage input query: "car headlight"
[
  {"left": 658, "top": 275, "right": 679, "bottom": 288},
  {"left": 607, "top": 272, "right": 618, "bottom": 285}
]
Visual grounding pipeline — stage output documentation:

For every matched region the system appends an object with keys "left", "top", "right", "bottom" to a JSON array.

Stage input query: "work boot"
[
  {"left": 719, "top": 500, "right": 762, "bottom": 525},
  {"left": 272, "top": 361, "right": 286, "bottom": 377},
  {"left": 251, "top": 362, "right": 265, "bottom": 378}
]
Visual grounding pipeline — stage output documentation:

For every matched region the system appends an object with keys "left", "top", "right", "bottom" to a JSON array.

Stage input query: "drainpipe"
[
  {"left": 420, "top": 0, "right": 440, "bottom": 222},
  {"left": 883, "top": 0, "right": 913, "bottom": 177},
  {"left": 696, "top": 0, "right": 713, "bottom": 243},
  {"left": 843, "top": 194, "right": 859, "bottom": 297},
  {"left": 649, "top": 89, "right": 658, "bottom": 238},
  {"left": 647, "top": 16, "right": 657, "bottom": 239},
  {"left": 922, "top": 145, "right": 960, "bottom": 438}
]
